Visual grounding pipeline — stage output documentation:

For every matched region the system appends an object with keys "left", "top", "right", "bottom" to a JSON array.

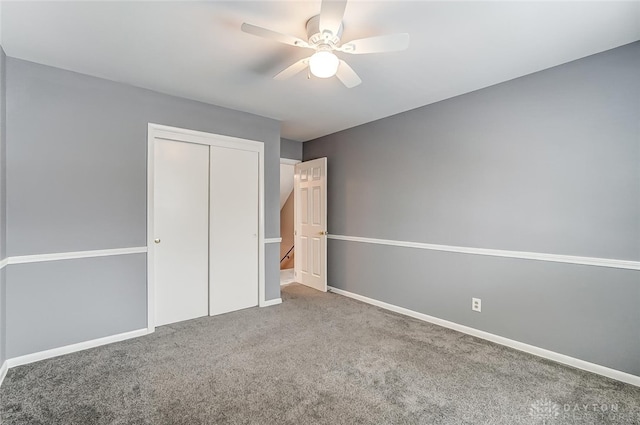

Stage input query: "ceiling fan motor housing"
[{"left": 306, "top": 15, "right": 343, "bottom": 47}]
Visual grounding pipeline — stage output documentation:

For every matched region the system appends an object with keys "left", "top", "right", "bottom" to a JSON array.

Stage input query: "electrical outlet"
[{"left": 472, "top": 298, "right": 481, "bottom": 312}]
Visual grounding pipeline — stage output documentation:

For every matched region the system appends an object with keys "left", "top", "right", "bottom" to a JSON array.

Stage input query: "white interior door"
[
  {"left": 294, "top": 157, "right": 327, "bottom": 292},
  {"left": 210, "top": 146, "right": 259, "bottom": 315},
  {"left": 154, "top": 139, "right": 210, "bottom": 326}
]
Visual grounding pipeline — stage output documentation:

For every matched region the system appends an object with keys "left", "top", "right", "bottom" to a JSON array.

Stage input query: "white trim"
[
  {"left": 147, "top": 127, "right": 156, "bottom": 332},
  {"left": 262, "top": 297, "right": 282, "bottom": 307},
  {"left": 0, "top": 257, "right": 7, "bottom": 270},
  {"left": 328, "top": 234, "right": 640, "bottom": 271},
  {"left": 0, "top": 361, "right": 7, "bottom": 387},
  {"left": 6, "top": 328, "right": 150, "bottom": 369},
  {"left": 328, "top": 286, "right": 640, "bottom": 387},
  {"left": 147, "top": 123, "right": 267, "bottom": 330},
  {"left": 151, "top": 124, "right": 263, "bottom": 153},
  {"left": 265, "top": 237, "right": 282, "bottom": 244},
  {"left": 6, "top": 247, "right": 147, "bottom": 265},
  {"left": 258, "top": 140, "right": 266, "bottom": 309},
  {"left": 280, "top": 158, "right": 301, "bottom": 165}
]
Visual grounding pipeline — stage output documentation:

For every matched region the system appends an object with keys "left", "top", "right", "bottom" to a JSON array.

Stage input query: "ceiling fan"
[{"left": 241, "top": 0, "right": 410, "bottom": 88}]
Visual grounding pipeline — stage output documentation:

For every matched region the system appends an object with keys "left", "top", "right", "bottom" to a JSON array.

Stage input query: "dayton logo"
[{"left": 529, "top": 399, "right": 561, "bottom": 424}]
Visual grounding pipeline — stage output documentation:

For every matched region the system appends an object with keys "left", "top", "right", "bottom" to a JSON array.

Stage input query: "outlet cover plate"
[{"left": 472, "top": 298, "right": 481, "bottom": 312}]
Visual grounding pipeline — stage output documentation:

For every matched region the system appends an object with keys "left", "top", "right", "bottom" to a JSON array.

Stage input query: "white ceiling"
[{"left": 2, "top": 1, "right": 639, "bottom": 141}]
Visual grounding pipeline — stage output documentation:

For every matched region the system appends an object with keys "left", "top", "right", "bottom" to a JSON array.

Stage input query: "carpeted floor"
[{"left": 1, "top": 284, "right": 639, "bottom": 424}]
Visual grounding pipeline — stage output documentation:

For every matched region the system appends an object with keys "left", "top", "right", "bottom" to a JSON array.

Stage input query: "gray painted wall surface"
[
  {"left": 306, "top": 42, "right": 640, "bottom": 261},
  {"left": 0, "top": 48, "right": 6, "bottom": 262},
  {"left": 329, "top": 240, "right": 640, "bottom": 375},
  {"left": 4, "top": 58, "right": 282, "bottom": 359},
  {"left": 6, "top": 254, "right": 146, "bottom": 358},
  {"left": 265, "top": 244, "right": 281, "bottom": 301},
  {"left": 7, "top": 58, "right": 281, "bottom": 256},
  {"left": 281, "top": 138, "right": 303, "bottom": 161},
  {"left": 305, "top": 42, "right": 640, "bottom": 376},
  {"left": 0, "top": 269, "right": 5, "bottom": 365},
  {"left": 0, "top": 46, "right": 7, "bottom": 365}
]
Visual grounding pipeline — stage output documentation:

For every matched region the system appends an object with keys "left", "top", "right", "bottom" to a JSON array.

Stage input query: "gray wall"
[
  {"left": 7, "top": 59, "right": 281, "bottom": 255},
  {"left": 304, "top": 42, "right": 640, "bottom": 376},
  {"left": 0, "top": 46, "right": 7, "bottom": 366},
  {"left": 0, "top": 48, "right": 6, "bottom": 261},
  {"left": 265, "top": 244, "right": 281, "bottom": 300},
  {"left": 280, "top": 138, "right": 303, "bottom": 161},
  {"left": 0, "top": 269, "right": 5, "bottom": 366},
  {"left": 6, "top": 255, "right": 146, "bottom": 358},
  {"left": 5, "top": 58, "right": 281, "bottom": 358}
]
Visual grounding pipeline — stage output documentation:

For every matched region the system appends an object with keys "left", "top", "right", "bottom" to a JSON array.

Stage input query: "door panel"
[
  {"left": 300, "top": 236, "right": 308, "bottom": 273},
  {"left": 312, "top": 238, "right": 321, "bottom": 277},
  {"left": 312, "top": 187, "right": 321, "bottom": 225},
  {"left": 294, "top": 158, "right": 327, "bottom": 292},
  {"left": 301, "top": 188, "right": 309, "bottom": 225},
  {"left": 154, "top": 139, "right": 209, "bottom": 326},
  {"left": 210, "top": 146, "right": 259, "bottom": 315}
]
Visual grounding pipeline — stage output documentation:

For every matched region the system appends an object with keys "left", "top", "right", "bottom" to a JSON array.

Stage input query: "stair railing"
[{"left": 280, "top": 245, "right": 294, "bottom": 263}]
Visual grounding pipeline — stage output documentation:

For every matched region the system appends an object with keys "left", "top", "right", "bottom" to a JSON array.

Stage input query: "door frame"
[{"left": 147, "top": 123, "right": 266, "bottom": 333}]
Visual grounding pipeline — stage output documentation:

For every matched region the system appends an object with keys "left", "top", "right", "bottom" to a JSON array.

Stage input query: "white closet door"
[
  {"left": 210, "top": 146, "right": 259, "bottom": 315},
  {"left": 154, "top": 139, "right": 210, "bottom": 326}
]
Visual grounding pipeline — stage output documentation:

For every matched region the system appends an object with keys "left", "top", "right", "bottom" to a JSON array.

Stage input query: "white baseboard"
[
  {"left": 6, "top": 328, "right": 150, "bottom": 369},
  {"left": 262, "top": 298, "right": 282, "bottom": 307},
  {"left": 0, "top": 360, "right": 7, "bottom": 387},
  {"left": 328, "top": 286, "right": 640, "bottom": 387}
]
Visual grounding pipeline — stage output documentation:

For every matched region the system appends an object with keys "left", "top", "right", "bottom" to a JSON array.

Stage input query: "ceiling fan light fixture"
[
  {"left": 309, "top": 50, "right": 339, "bottom": 78},
  {"left": 241, "top": 0, "right": 409, "bottom": 88}
]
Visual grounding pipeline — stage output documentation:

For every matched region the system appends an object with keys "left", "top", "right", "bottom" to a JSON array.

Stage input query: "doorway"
[
  {"left": 147, "top": 124, "right": 266, "bottom": 331},
  {"left": 279, "top": 159, "right": 299, "bottom": 285},
  {"left": 279, "top": 157, "right": 328, "bottom": 291}
]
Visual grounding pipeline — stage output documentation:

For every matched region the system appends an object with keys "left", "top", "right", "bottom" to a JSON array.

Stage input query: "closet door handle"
[{"left": 154, "top": 238, "right": 161, "bottom": 244}]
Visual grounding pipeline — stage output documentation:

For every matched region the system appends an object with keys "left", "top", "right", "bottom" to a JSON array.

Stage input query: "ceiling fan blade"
[
  {"left": 335, "top": 60, "right": 361, "bottom": 88},
  {"left": 274, "top": 58, "right": 310, "bottom": 80},
  {"left": 241, "top": 23, "right": 309, "bottom": 48},
  {"left": 319, "top": 0, "right": 347, "bottom": 36},
  {"left": 338, "top": 33, "right": 410, "bottom": 54}
]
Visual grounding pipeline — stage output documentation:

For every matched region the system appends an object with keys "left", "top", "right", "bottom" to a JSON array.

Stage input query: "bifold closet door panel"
[
  {"left": 210, "top": 146, "right": 259, "bottom": 315},
  {"left": 154, "top": 139, "right": 210, "bottom": 326}
]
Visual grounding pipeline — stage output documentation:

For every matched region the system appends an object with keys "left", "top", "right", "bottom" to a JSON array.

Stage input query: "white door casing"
[
  {"left": 153, "top": 139, "right": 210, "bottom": 326},
  {"left": 210, "top": 146, "right": 259, "bottom": 315},
  {"left": 294, "top": 157, "right": 327, "bottom": 292},
  {"left": 147, "top": 123, "right": 266, "bottom": 332}
]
